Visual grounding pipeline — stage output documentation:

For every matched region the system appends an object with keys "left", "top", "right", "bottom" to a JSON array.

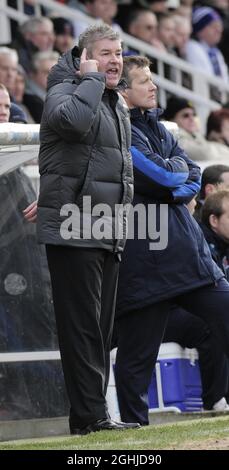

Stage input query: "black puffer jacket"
[{"left": 37, "top": 47, "right": 133, "bottom": 252}]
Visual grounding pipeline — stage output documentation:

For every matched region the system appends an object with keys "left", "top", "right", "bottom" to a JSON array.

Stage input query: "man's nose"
[
  {"left": 150, "top": 82, "right": 157, "bottom": 91},
  {"left": 110, "top": 54, "right": 120, "bottom": 62}
]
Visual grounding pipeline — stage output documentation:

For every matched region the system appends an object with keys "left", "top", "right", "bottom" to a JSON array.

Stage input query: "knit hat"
[
  {"left": 192, "top": 7, "right": 221, "bottom": 35},
  {"left": 52, "top": 17, "right": 74, "bottom": 37},
  {"left": 163, "top": 97, "right": 195, "bottom": 121}
]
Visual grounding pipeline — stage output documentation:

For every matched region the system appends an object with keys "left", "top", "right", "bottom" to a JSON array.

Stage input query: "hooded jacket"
[
  {"left": 116, "top": 109, "right": 223, "bottom": 315},
  {"left": 37, "top": 47, "right": 133, "bottom": 252}
]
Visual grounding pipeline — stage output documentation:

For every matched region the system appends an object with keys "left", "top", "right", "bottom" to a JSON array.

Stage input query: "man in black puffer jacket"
[
  {"left": 36, "top": 24, "right": 138, "bottom": 435},
  {"left": 114, "top": 56, "right": 229, "bottom": 425}
]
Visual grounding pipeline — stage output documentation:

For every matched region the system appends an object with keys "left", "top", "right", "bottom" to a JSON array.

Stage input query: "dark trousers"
[
  {"left": 115, "top": 278, "right": 229, "bottom": 424},
  {"left": 164, "top": 307, "right": 229, "bottom": 409},
  {"left": 46, "top": 245, "right": 119, "bottom": 429}
]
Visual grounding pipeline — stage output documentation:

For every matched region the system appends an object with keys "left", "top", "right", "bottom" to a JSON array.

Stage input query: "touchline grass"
[{"left": 0, "top": 416, "right": 229, "bottom": 450}]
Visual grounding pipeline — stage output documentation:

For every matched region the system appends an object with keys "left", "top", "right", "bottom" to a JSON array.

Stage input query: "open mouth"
[{"left": 106, "top": 68, "right": 119, "bottom": 76}]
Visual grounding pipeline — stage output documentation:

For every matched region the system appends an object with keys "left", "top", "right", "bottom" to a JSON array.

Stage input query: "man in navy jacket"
[{"left": 114, "top": 55, "right": 229, "bottom": 425}]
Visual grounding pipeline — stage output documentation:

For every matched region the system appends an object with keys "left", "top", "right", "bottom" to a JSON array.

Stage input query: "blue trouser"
[{"left": 115, "top": 278, "right": 229, "bottom": 424}]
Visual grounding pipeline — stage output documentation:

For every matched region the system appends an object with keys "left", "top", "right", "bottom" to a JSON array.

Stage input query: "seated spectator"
[
  {"left": 163, "top": 96, "right": 218, "bottom": 161},
  {"left": 205, "top": 108, "right": 229, "bottom": 161},
  {"left": 125, "top": 8, "right": 166, "bottom": 52},
  {"left": 52, "top": 17, "right": 75, "bottom": 55},
  {"left": 73, "top": 0, "right": 122, "bottom": 38},
  {"left": 7, "top": 0, "right": 47, "bottom": 40},
  {"left": 206, "top": 108, "right": 229, "bottom": 155},
  {"left": 0, "top": 47, "right": 18, "bottom": 100},
  {"left": 194, "top": 164, "right": 229, "bottom": 222},
  {"left": 172, "top": 14, "right": 192, "bottom": 59},
  {"left": 185, "top": 7, "right": 228, "bottom": 82},
  {"left": 157, "top": 12, "right": 176, "bottom": 53},
  {"left": 201, "top": 189, "right": 229, "bottom": 274},
  {"left": 12, "top": 17, "right": 55, "bottom": 74},
  {"left": 0, "top": 83, "right": 10, "bottom": 123},
  {"left": 11, "top": 65, "right": 35, "bottom": 123},
  {"left": 24, "top": 51, "right": 59, "bottom": 123}
]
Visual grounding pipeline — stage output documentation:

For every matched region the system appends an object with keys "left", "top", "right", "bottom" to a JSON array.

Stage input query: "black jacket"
[
  {"left": 116, "top": 108, "right": 223, "bottom": 315},
  {"left": 37, "top": 47, "right": 133, "bottom": 252}
]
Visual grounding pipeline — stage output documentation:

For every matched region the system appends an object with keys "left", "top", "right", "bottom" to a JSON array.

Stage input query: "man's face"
[
  {"left": 0, "top": 89, "right": 10, "bottom": 123},
  {"left": 122, "top": 66, "right": 157, "bottom": 112},
  {"left": 86, "top": 0, "right": 117, "bottom": 23},
  {"left": 129, "top": 12, "right": 158, "bottom": 44},
  {"left": 0, "top": 54, "right": 18, "bottom": 94},
  {"left": 199, "top": 20, "right": 223, "bottom": 46},
  {"left": 91, "top": 38, "right": 123, "bottom": 89},
  {"left": 158, "top": 18, "right": 175, "bottom": 48},
  {"left": 32, "top": 58, "right": 58, "bottom": 90},
  {"left": 218, "top": 172, "right": 229, "bottom": 191},
  {"left": 26, "top": 23, "right": 54, "bottom": 51},
  {"left": 173, "top": 107, "right": 198, "bottom": 134},
  {"left": 211, "top": 197, "right": 229, "bottom": 242},
  {"left": 55, "top": 33, "right": 74, "bottom": 54}
]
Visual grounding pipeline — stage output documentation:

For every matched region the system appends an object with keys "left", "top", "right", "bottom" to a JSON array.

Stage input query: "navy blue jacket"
[{"left": 116, "top": 108, "right": 223, "bottom": 315}]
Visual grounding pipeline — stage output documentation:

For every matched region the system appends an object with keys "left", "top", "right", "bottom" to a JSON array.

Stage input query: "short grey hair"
[
  {"left": 20, "top": 17, "right": 53, "bottom": 36},
  {"left": 0, "top": 47, "right": 18, "bottom": 63},
  {"left": 32, "top": 51, "right": 60, "bottom": 73},
  {"left": 78, "top": 24, "right": 121, "bottom": 57}
]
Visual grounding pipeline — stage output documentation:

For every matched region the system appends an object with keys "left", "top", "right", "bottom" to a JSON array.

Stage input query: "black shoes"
[{"left": 70, "top": 418, "right": 141, "bottom": 435}]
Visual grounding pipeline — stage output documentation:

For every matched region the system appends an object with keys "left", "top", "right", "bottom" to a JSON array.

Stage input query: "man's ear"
[
  {"left": 205, "top": 183, "right": 216, "bottom": 197},
  {"left": 119, "top": 88, "right": 128, "bottom": 100},
  {"left": 209, "top": 213, "right": 218, "bottom": 230}
]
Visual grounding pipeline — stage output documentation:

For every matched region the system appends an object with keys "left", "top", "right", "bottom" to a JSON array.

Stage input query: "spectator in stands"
[
  {"left": 163, "top": 96, "right": 218, "bottom": 161},
  {"left": 206, "top": 108, "right": 229, "bottom": 160},
  {"left": 11, "top": 65, "right": 35, "bottom": 123},
  {"left": 52, "top": 17, "right": 75, "bottom": 55},
  {"left": 0, "top": 83, "right": 10, "bottom": 123},
  {"left": 125, "top": 9, "right": 166, "bottom": 51},
  {"left": 172, "top": 14, "right": 192, "bottom": 59},
  {"left": 12, "top": 17, "right": 55, "bottom": 73},
  {"left": 0, "top": 48, "right": 27, "bottom": 121},
  {"left": 185, "top": 7, "right": 228, "bottom": 82},
  {"left": 157, "top": 12, "right": 176, "bottom": 53},
  {"left": 72, "top": 0, "right": 122, "bottom": 38},
  {"left": 114, "top": 55, "right": 229, "bottom": 425},
  {"left": 197, "top": 0, "right": 229, "bottom": 68},
  {"left": 194, "top": 164, "right": 229, "bottom": 222},
  {"left": 0, "top": 47, "right": 18, "bottom": 99},
  {"left": 7, "top": 0, "right": 47, "bottom": 40},
  {"left": 201, "top": 189, "right": 229, "bottom": 275},
  {"left": 25, "top": 51, "right": 59, "bottom": 123}
]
